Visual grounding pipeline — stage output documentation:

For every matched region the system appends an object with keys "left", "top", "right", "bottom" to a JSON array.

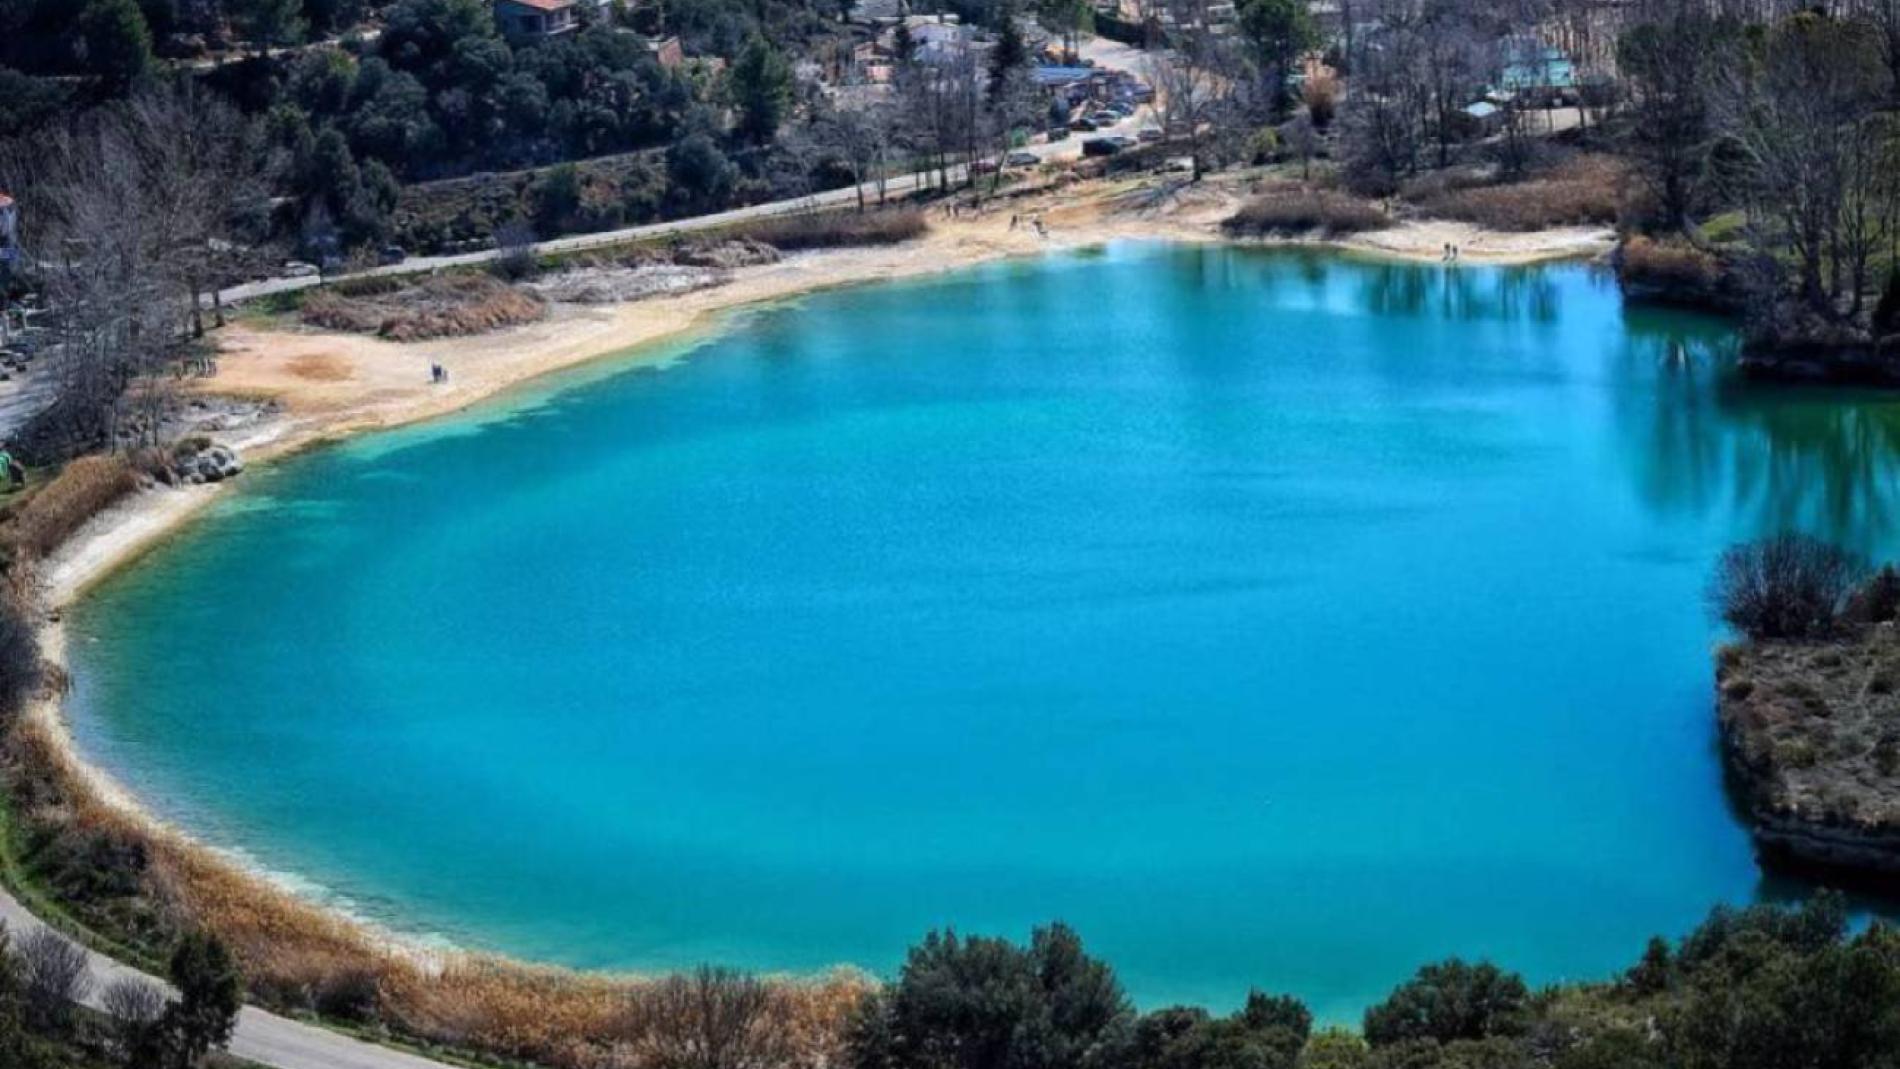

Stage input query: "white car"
[
  {"left": 283, "top": 261, "right": 320, "bottom": 278},
  {"left": 1004, "top": 151, "right": 1041, "bottom": 168}
]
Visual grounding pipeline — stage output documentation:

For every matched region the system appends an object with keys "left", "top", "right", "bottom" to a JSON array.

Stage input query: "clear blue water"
[{"left": 67, "top": 243, "right": 1900, "bottom": 1019}]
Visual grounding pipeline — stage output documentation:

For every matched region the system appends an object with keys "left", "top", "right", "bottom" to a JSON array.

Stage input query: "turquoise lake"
[{"left": 67, "top": 243, "right": 1900, "bottom": 1020}]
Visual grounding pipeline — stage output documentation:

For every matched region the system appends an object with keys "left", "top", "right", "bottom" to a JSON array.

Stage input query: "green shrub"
[{"left": 1363, "top": 961, "right": 1528, "bottom": 1047}]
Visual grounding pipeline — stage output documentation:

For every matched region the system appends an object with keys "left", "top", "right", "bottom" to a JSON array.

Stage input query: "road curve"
[{"left": 0, "top": 886, "right": 458, "bottom": 1068}]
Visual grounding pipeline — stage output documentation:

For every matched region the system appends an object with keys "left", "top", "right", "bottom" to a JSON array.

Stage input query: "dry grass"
[
  {"left": 733, "top": 208, "right": 928, "bottom": 251},
  {"left": 3, "top": 716, "right": 869, "bottom": 1069},
  {"left": 1618, "top": 235, "right": 1722, "bottom": 292},
  {"left": 1222, "top": 189, "right": 1390, "bottom": 237},
  {"left": 3, "top": 456, "right": 139, "bottom": 561},
  {"left": 301, "top": 275, "right": 547, "bottom": 342},
  {"left": 1411, "top": 154, "right": 1626, "bottom": 232}
]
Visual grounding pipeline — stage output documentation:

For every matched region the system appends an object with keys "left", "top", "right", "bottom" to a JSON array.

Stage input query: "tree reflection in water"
[{"left": 1615, "top": 306, "right": 1900, "bottom": 555}]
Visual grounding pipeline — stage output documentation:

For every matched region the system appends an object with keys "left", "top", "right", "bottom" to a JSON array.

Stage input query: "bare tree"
[
  {"left": 622, "top": 967, "right": 792, "bottom": 1069},
  {"left": 814, "top": 98, "right": 899, "bottom": 210},
  {"left": 0, "top": 84, "right": 268, "bottom": 459},
  {"left": 15, "top": 928, "right": 92, "bottom": 1034},
  {"left": 1148, "top": 0, "right": 1247, "bottom": 180},
  {"left": 1617, "top": 0, "right": 1740, "bottom": 231},
  {"left": 1718, "top": 11, "right": 1895, "bottom": 320}
]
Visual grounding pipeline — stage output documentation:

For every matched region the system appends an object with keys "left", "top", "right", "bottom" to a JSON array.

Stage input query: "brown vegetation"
[
  {"left": 1, "top": 715, "right": 868, "bottom": 1069},
  {"left": 1619, "top": 236, "right": 1721, "bottom": 292},
  {"left": 301, "top": 275, "right": 548, "bottom": 342},
  {"left": 1410, "top": 155, "right": 1626, "bottom": 232},
  {"left": 1222, "top": 190, "right": 1389, "bottom": 237},
  {"left": 731, "top": 209, "right": 928, "bottom": 251},
  {"left": 2, "top": 456, "right": 140, "bottom": 562}
]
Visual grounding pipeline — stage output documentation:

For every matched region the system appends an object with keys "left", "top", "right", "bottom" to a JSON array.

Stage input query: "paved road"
[
  {"left": 0, "top": 886, "right": 456, "bottom": 1068},
  {"left": 222, "top": 41, "right": 1157, "bottom": 307}
]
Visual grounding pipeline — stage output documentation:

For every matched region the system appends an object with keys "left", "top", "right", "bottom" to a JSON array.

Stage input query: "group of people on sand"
[
  {"left": 1441, "top": 243, "right": 1463, "bottom": 262},
  {"left": 429, "top": 361, "right": 449, "bottom": 384},
  {"left": 1007, "top": 213, "right": 1050, "bottom": 238}
]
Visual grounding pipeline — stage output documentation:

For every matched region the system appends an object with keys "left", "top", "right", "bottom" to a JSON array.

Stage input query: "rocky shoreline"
[{"left": 1716, "top": 627, "right": 1900, "bottom": 885}]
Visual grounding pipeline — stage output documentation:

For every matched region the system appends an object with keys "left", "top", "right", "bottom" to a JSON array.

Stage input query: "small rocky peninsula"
[{"left": 1716, "top": 571, "right": 1900, "bottom": 882}]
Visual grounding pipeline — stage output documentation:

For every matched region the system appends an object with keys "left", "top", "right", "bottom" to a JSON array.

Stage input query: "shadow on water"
[{"left": 1613, "top": 305, "right": 1900, "bottom": 555}]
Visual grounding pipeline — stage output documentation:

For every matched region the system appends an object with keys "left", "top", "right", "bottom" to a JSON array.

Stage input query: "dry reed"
[
  {"left": 1412, "top": 154, "right": 1626, "bottom": 232},
  {"left": 1222, "top": 189, "right": 1390, "bottom": 237},
  {"left": 302, "top": 275, "right": 547, "bottom": 342},
  {"left": 4, "top": 456, "right": 139, "bottom": 561},
  {"left": 733, "top": 209, "right": 928, "bottom": 251}
]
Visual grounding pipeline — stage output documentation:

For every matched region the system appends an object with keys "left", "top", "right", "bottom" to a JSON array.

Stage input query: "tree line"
[{"left": 833, "top": 895, "right": 1895, "bottom": 1069}]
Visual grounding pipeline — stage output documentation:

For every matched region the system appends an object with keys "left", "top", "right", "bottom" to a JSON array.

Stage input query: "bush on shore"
[
  {"left": 301, "top": 275, "right": 547, "bottom": 342},
  {"left": 1618, "top": 236, "right": 1723, "bottom": 295},
  {"left": 1410, "top": 155, "right": 1626, "bottom": 232},
  {"left": 732, "top": 208, "right": 928, "bottom": 251},
  {"left": 1222, "top": 191, "right": 1390, "bottom": 238},
  {"left": 1711, "top": 534, "right": 1864, "bottom": 641}
]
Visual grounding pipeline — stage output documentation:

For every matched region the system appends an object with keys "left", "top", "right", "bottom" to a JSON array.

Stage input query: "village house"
[
  {"left": 494, "top": 0, "right": 580, "bottom": 40},
  {"left": 649, "top": 34, "right": 684, "bottom": 67}
]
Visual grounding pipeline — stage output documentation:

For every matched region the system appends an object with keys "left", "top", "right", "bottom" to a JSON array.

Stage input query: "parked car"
[
  {"left": 1130, "top": 85, "right": 1156, "bottom": 102},
  {"left": 378, "top": 245, "right": 407, "bottom": 266},
  {"left": 1105, "top": 134, "right": 1140, "bottom": 150},
  {"left": 971, "top": 158, "right": 1001, "bottom": 174},
  {"left": 1069, "top": 115, "right": 1099, "bottom": 131},
  {"left": 1137, "top": 126, "right": 1164, "bottom": 142},
  {"left": 1005, "top": 151, "right": 1041, "bottom": 168},
  {"left": 283, "top": 261, "right": 319, "bottom": 278},
  {"left": 1089, "top": 110, "right": 1121, "bottom": 126},
  {"left": 1047, "top": 125, "right": 1071, "bottom": 141},
  {"left": 1081, "top": 137, "right": 1123, "bottom": 157}
]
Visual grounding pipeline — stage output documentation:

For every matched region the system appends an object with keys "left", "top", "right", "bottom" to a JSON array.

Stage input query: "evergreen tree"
[
  {"left": 75, "top": 0, "right": 154, "bottom": 89},
  {"left": 230, "top": 0, "right": 306, "bottom": 54},
  {"left": 990, "top": 4, "right": 1029, "bottom": 96},
  {"left": 730, "top": 34, "right": 793, "bottom": 143},
  {"left": 1237, "top": 0, "right": 1313, "bottom": 115}
]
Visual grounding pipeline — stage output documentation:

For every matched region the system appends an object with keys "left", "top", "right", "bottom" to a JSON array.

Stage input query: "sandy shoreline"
[{"left": 26, "top": 183, "right": 1616, "bottom": 971}]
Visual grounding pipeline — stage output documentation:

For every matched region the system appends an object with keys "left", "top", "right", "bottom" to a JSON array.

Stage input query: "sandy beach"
[{"left": 25, "top": 176, "right": 1615, "bottom": 976}]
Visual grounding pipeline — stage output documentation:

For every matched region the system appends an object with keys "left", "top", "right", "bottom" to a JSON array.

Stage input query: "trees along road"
[{"left": 0, "top": 887, "right": 457, "bottom": 1068}]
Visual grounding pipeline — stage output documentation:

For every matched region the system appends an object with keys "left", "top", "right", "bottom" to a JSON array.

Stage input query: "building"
[
  {"left": 1497, "top": 38, "right": 1579, "bottom": 102},
  {"left": 494, "top": 0, "right": 579, "bottom": 39},
  {"left": 649, "top": 34, "right": 684, "bottom": 67}
]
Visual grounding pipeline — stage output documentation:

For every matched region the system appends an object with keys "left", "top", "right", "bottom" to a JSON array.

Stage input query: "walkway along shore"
[{"left": 12, "top": 189, "right": 1615, "bottom": 1069}]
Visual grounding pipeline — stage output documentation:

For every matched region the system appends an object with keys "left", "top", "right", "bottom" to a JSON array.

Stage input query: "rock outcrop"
[
  {"left": 1716, "top": 628, "right": 1900, "bottom": 883},
  {"left": 161, "top": 441, "right": 244, "bottom": 485}
]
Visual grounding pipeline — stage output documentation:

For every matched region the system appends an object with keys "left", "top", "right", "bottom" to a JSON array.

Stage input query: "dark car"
[
  {"left": 1069, "top": 115, "right": 1100, "bottom": 132},
  {"left": 1081, "top": 137, "right": 1123, "bottom": 157},
  {"left": 378, "top": 245, "right": 408, "bottom": 266}
]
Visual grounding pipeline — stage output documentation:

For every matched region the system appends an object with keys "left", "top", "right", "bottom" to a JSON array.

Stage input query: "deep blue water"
[{"left": 67, "top": 243, "right": 1900, "bottom": 1019}]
